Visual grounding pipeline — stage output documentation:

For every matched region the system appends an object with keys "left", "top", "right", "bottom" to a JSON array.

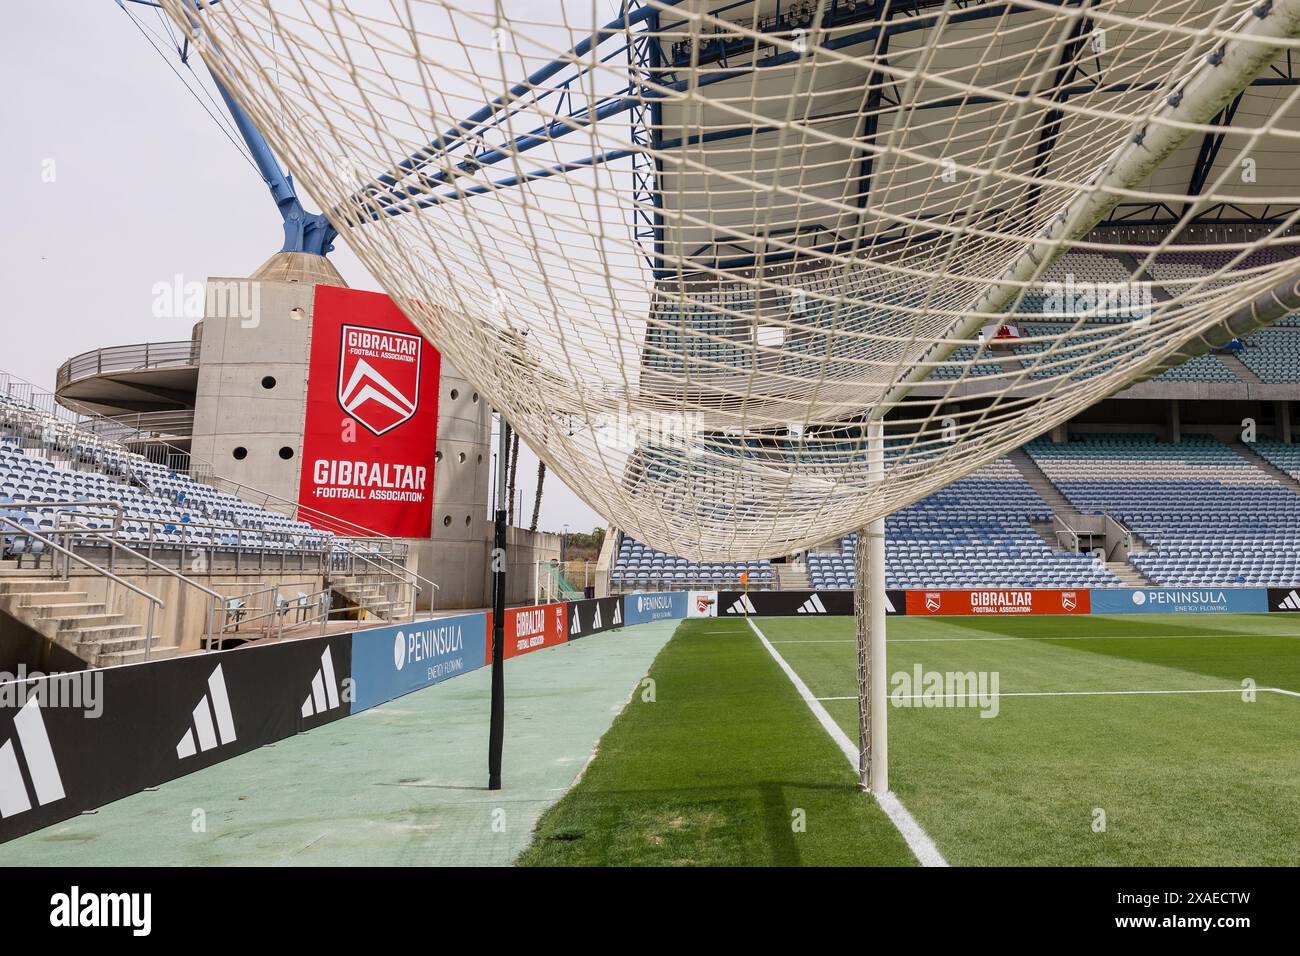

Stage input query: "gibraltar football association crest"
[{"left": 337, "top": 324, "right": 422, "bottom": 435}]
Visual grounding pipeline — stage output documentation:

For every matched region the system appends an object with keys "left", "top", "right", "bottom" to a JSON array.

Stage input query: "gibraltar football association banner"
[
  {"left": 298, "top": 285, "right": 440, "bottom": 536},
  {"left": 905, "top": 588, "right": 1090, "bottom": 616}
]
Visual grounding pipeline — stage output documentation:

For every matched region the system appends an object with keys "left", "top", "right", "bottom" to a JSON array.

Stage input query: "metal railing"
[
  {"left": 56, "top": 339, "right": 200, "bottom": 393},
  {"left": 56, "top": 522, "right": 224, "bottom": 652},
  {"left": 3, "top": 367, "right": 437, "bottom": 618},
  {"left": 0, "top": 516, "right": 165, "bottom": 661}
]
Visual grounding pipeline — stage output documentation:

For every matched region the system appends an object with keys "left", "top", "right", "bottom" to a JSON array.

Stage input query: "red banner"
[
  {"left": 484, "top": 604, "right": 568, "bottom": 662},
  {"left": 298, "top": 285, "right": 440, "bottom": 537},
  {"left": 905, "top": 589, "right": 1090, "bottom": 616}
]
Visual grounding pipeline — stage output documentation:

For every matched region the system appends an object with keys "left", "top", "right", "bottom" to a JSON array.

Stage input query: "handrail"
[
  {"left": 0, "top": 518, "right": 165, "bottom": 608},
  {"left": 4, "top": 367, "right": 406, "bottom": 542},
  {"left": 56, "top": 339, "right": 200, "bottom": 392},
  {"left": 0, "top": 516, "right": 165, "bottom": 660},
  {"left": 338, "top": 542, "right": 440, "bottom": 594},
  {"left": 57, "top": 522, "right": 225, "bottom": 651},
  {"left": 16, "top": 500, "right": 125, "bottom": 535}
]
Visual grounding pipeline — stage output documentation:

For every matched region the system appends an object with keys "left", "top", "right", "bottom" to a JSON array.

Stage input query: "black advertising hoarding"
[
  {"left": 716, "top": 589, "right": 908, "bottom": 616},
  {"left": 566, "top": 597, "right": 624, "bottom": 640},
  {"left": 0, "top": 633, "right": 351, "bottom": 845},
  {"left": 1267, "top": 587, "right": 1300, "bottom": 611}
]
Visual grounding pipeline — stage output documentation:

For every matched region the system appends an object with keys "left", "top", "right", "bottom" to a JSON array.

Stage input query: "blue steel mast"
[{"left": 119, "top": 0, "right": 337, "bottom": 257}]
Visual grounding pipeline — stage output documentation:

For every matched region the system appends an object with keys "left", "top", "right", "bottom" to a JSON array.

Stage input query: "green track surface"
[
  {"left": 759, "top": 613, "right": 1300, "bottom": 866},
  {"left": 518, "top": 618, "right": 918, "bottom": 866},
  {"left": 0, "top": 622, "right": 676, "bottom": 866}
]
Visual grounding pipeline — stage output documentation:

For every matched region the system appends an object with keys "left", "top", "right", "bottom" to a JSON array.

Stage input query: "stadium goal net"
[{"left": 159, "top": 0, "right": 1300, "bottom": 790}]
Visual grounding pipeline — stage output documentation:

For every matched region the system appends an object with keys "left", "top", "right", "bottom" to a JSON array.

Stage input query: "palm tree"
[
  {"left": 529, "top": 459, "right": 546, "bottom": 532},
  {"left": 506, "top": 430, "right": 519, "bottom": 525}
]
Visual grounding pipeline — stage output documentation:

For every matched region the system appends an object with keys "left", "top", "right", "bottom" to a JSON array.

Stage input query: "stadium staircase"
[
  {"left": 1219, "top": 354, "right": 1262, "bottom": 383},
  {"left": 1007, "top": 447, "right": 1086, "bottom": 526},
  {"left": 1228, "top": 440, "right": 1300, "bottom": 496},
  {"left": 1103, "top": 559, "right": 1151, "bottom": 587},
  {"left": 327, "top": 568, "right": 412, "bottom": 622},
  {"left": 777, "top": 561, "right": 810, "bottom": 590},
  {"left": 1009, "top": 446, "right": 1153, "bottom": 584},
  {"left": 0, "top": 563, "right": 172, "bottom": 666}
]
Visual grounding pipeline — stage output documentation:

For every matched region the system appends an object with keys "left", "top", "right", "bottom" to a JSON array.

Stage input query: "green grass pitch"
[{"left": 520, "top": 613, "right": 1300, "bottom": 866}]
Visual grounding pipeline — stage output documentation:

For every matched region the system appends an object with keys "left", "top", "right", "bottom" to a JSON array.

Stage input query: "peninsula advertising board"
[
  {"left": 622, "top": 591, "right": 688, "bottom": 626},
  {"left": 350, "top": 613, "right": 487, "bottom": 712},
  {"left": 298, "top": 285, "right": 441, "bottom": 537},
  {"left": 1089, "top": 587, "right": 1268, "bottom": 615}
]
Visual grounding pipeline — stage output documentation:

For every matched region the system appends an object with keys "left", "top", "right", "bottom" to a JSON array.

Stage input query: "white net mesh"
[{"left": 161, "top": 0, "right": 1300, "bottom": 559}]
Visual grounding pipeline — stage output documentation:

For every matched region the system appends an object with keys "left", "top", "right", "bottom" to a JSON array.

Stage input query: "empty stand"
[{"left": 1028, "top": 434, "right": 1300, "bottom": 587}]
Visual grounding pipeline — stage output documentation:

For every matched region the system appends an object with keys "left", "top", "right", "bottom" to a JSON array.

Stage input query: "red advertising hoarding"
[
  {"left": 905, "top": 589, "right": 1090, "bottom": 616},
  {"left": 484, "top": 604, "right": 569, "bottom": 662},
  {"left": 298, "top": 285, "right": 440, "bottom": 537}
]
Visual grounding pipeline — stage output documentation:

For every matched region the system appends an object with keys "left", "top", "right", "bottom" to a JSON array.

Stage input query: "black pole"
[{"left": 488, "top": 417, "right": 509, "bottom": 790}]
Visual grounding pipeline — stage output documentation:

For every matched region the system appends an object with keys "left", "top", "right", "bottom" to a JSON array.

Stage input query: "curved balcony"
[{"left": 56, "top": 337, "right": 200, "bottom": 419}]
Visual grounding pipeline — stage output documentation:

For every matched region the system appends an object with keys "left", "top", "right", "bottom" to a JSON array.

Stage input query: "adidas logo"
[
  {"left": 1278, "top": 589, "right": 1300, "bottom": 610},
  {"left": 176, "top": 664, "right": 237, "bottom": 760},
  {"left": 301, "top": 647, "right": 343, "bottom": 718},
  {"left": 796, "top": 594, "right": 828, "bottom": 614},
  {"left": 0, "top": 699, "right": 65, "bottom": 819},
  {"left": 884, "top": 593, "right": 896, "bottom": 614},
  {"left": 726, "top": 594, "right": 757, "bottom": 615},
  {"left": 592, "top": 604, "right": 603, "bottom": 629},
  {"left": 612, "top": 602, "right": 622, "bottom": 626},
  {"left": 570, "top": 608, "right": 582, "bottom": 635}
]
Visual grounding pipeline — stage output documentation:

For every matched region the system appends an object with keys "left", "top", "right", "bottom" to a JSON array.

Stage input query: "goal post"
[{"left": 854, "top": 421, "right": 889, "bottom": 793}]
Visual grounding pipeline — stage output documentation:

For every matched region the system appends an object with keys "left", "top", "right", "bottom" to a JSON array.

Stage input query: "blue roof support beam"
[
  {"left": 206, "top": 77, "right": 337, "bottom": 256},
  {"left": 1180, "top": 91, "right": 1246, "bottom": 217},
  {"left": 136, "top": 0, "right": 337, "bottom": 256},
  {"left": 357, "top": 0, "right": 1087, "bottom": 219}
]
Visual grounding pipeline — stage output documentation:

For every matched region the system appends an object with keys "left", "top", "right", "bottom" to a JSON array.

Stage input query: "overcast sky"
[{"left": 1, "top": 0, "right": 602, "bottom": 535}]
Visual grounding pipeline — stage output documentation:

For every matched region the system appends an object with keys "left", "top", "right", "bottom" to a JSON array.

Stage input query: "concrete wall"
[
  {"left": 190, "top": 277, "right": 316, "bottom": 504},
  {"left": 64, "top": 568, "right": 326, "bottom": 655},
  {"left": 191, "top": 276, "right": 493, "bottom": 610}
]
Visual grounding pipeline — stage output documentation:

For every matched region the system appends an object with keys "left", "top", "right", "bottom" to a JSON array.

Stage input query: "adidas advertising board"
[
  {"left": 716, "top": 590, "right": 907, "bottom": 616},
  {"left": 565, "top": 597, "right": 623, "bottom": 640},
  {"left": 0, "top": 634, "right": 351, "bottom": 845},
  {"left": 1268, "top": 587, "right": 1300, "bottom": 612},
  {"left": 621, "top": 591, "right": 688, "bottom": 626},
  {"left": 1089, "top": 587, "right": 1267, "bottom": 615},
  {"left": 298, "top": 285, "right": 442, "bottom": 537},
  {"left": 350, "top": 613, "right": 487, "bottom": 712}
]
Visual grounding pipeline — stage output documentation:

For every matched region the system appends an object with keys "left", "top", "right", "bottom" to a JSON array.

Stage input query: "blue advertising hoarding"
[
  {"left": 621, "top": 591, "right": 688, "bottom": 626},
  {"left": 350, "top": 612, "right": 488, "bottom": 713},
  {"left": 1088, "top": 587, "right": 1269, "bottom": 615}
]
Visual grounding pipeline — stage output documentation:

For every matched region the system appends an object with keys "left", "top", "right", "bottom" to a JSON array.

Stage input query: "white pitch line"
[
  {"left": 814, "top": 687, "right": 1298, "bottom": 701},
  {"left": 769, "top": 633, "right": 1294, "bottom": 644},
  {"left": 745, "top": 616, "right": 947, "bottom": 868}
]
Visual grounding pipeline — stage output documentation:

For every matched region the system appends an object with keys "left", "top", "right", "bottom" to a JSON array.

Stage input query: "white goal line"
[
  {"left": 745, "top": 616, "right": 948, "bottom": 868},
  {"left": 767, "top": 633, "right": 1300, "bottom": 644}
]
